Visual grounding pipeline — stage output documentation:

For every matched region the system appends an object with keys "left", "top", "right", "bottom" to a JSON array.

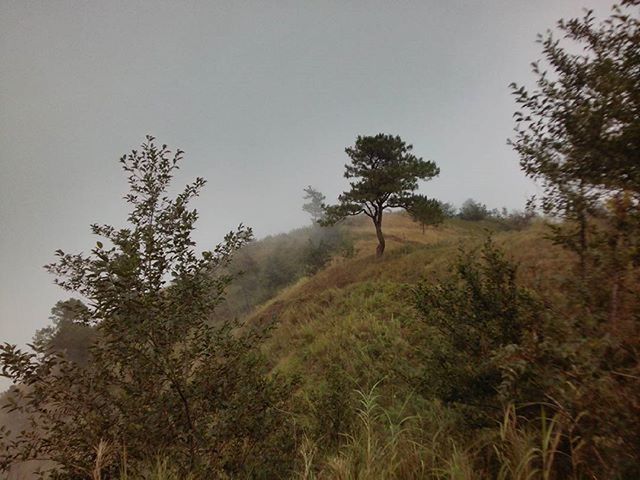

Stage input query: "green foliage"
[
  {"left": 458, "top": 198, "right": 489, "bottom": 221},
  {"left": 2, "top": 3, "right": 639, "bottom": 476},
  {"left": 439, "top": 202, "right": 458, "bottom": 219},
  {"left": 120, "top": 456, "right": 196, "bottom": 480},
  {"left": 298, "top": 382, "right": 474, "bottom": 480},
  {"left": 496, "top": 208, "right": 538, "bottom": 232},
  {"left": 413, "top": 239, "right": 542, "bottom": 423},
  {"left": 507, "top": 11, "right": 640, "bottom": 476},
  {"left": 412, "top": 234, "right": 640, "bottom": 477},
  {"left": 407, "top": 195, "right": 444, "bottom": 233},
  {"left": 322, "top": 133, "right": 439, "bottom": 256},
  {"left": 303, "top": 239, "right": 333, "bottom": 275},
  {"left": 223, "top": 225, "right": 352, "bottom": 317},
  {"left": 510, "top": 0, "right": 640, "bottom": 278},
  {"left": 511, "top": 1, "right": 640, "bottom": 200},
  {"left": 0, "top": 137, "right": 295, "bottom": 478},
  {"left": 263, "top": 243, "right": 300, "bottom": 289},
  {"left": 308, "top": 364, "right": 354, "bottom": 450}
]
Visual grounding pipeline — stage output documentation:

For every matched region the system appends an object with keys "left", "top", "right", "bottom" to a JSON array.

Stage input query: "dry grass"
[
  {"left": 2, "top": 213, "right": 582, "bottom": 479},
  {"left": 239, "top": 213, "right": 584, "bottom": 479},
  {"left": 248, "top": 214, "right": 568, "bottom": 381}
]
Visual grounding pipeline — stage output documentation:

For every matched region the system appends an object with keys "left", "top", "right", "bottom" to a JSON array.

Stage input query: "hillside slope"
[
  {"left": 9, "top": 212, "right": 627, "bottom": 480},
  {"left": 243, "top": 214, "right": 566, "bottom": 432},
  {"left": 225, "top": 212, "right": 611, "bottom": 478},
  {"left": 253, "top": 213, "right": 564, "bottom": 376}
]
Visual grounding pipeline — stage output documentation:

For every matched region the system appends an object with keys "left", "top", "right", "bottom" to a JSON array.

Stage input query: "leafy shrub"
[
  {"left": 303, "top": 239, "right": 333, "bottom": 275},
  {"left": 498, "top": 208, "right": 537, "bottom": 231},
  {"left": 308, "top": 364, "right": 355, "bottom": 449},
  {"left": 0, "top": 137, "right": 296, "bottom": 479},
  {"left": 413, "top": 239, "right": 543, "bottom": 425},
  {"left": 412, "top": 234, "right": 640, "bottom": 478},
  {"left": 458, "top": 199, "right": 489, "bottom": 221}
]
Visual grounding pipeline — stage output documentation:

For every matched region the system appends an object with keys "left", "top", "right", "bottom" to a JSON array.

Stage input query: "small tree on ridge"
[
  {"left": 409, "top": 196, "right": 444, "bottom": 233},
  {"left": 302, "top": 186, "right": 326, "bottom": 224}
]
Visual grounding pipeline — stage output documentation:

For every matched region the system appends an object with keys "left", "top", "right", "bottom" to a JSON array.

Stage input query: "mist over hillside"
[{"left": 2, "top": 0, "right": 639, "bottom": 478}]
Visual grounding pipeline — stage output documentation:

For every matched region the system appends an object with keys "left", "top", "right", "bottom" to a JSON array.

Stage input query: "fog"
[{"left": 0, "top": 0, "right": 606, "bottom": 389}]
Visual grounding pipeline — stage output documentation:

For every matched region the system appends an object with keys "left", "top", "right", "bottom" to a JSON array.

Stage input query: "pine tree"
[
  {"left": 322, "top": 134, "right": 439, "bottom": 256},
  {"left": 302, "top": 185, "right": 326, "bottom": 224}
]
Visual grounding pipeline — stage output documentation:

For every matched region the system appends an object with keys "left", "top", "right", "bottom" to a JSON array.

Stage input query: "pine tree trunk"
[{"left": 374, "top": 219, "right": 385, "bottom": 257}]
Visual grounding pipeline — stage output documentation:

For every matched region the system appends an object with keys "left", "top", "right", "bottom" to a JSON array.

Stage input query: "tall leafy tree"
[
  {"left": 512, "top": 0, "right": 640, "bottom": 197},
  {"left": 302, "top": 185, "right": 326, "bottom": 224},
  {"left": 510, "top": 0, "right": 640, "bottom": 279},
  {"left": 322, "top": 134, "right": 439, "bottom": 256},
  {"left": 507, "top": 4, "right": 640, "bottom": 475},
  {"left": 0, "top": 136, "right": 294, "bottom": 478}
]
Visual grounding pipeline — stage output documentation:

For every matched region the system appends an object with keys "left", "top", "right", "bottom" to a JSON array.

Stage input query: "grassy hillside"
[
  {"left": 255, "top": 213, "right": 565, "bottom": 382},
  {"left": 237, "top": 213, "right": 584, "bottom": 478},
  {"left": 4, "top": 213, "right": 637, "bottom": 479},
  {"left": 236, "top": 213, "right": 637, "bottom": 479}
]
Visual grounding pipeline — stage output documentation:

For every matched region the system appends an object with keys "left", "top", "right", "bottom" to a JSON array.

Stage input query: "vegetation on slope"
[
  {"left": 2, "top": 1, "right": 640, "bottom": 478},
  {"left": 248, "top": 211, "right": 638, "bottom": 479}
]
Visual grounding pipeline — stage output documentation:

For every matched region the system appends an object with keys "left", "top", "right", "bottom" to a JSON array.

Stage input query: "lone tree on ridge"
[{"left": 321, "top": 133, "right": 440, "bottom": 256}]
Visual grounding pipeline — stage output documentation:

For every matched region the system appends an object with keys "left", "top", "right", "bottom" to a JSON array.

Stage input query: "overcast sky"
[{"left": 1, "top": 0, "right": 608, "bottom": 388}]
